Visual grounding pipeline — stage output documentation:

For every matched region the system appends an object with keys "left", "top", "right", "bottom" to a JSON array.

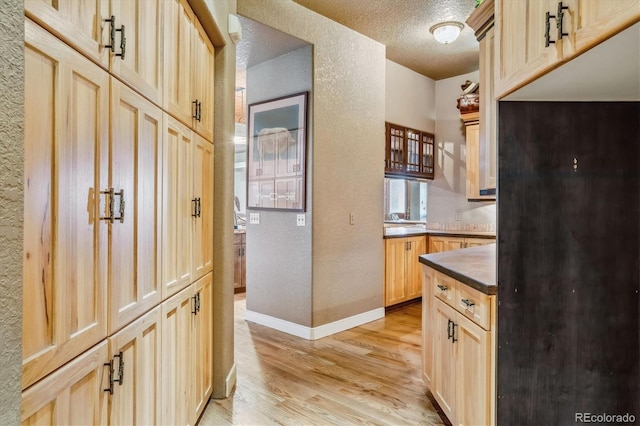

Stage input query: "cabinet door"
[
  {"left": 111, "top": 0, "right": 164, "bottom": 105},
  {"left": 164, "top": 0, "right": 194, "bottom": 125},
  {"left": 421, "top": 266, "right": 434, "bottom": 389},
  {"left": 455, "top": 313, "right": 491, "bottom": 426},
  {"left": 21, "top": 342, "right": 109, "bottom": 425},
  {"left": 193, "top": 18, "right": 215, "bottom": 142},
  {"left": 162, "top": 115, "right": 193, "bottom": 298},
  {"left": 23, "top": 19, "right": 109, "bottom": 390},
  {"left": 384, "top": 238, "right": 408, "bottom": 306},
  {"left": 161, "top": 285, "right": 194, "bottom": 426},
  {"left": 495, "top": 0, "right": 561, "bottom": 97},
  {"left": 192, "top": 273, "right": 214, "bottom": 422},
  {"left": 433, "top": 298, "right": 457, "bottom": 423},
  {"left": 465, "top": 238, "right": 496, "bottom": 248},
  {"left": 406, "top": 237, "right": 426, "bottom": 300},
  {"left": 24, "top": 0, "right": 110, "bottom": 68},
  {"left": 479, "top": 26, "right": 497, "bottom": 191},
  {"left": 385, "top": 123, "right": 406, "bottom": 175},
  {"left": 192, "top": 135, "right": 214, "bottom": 280},
  {"left": 571, "top": 0, "right": 640, "bottom": 55},
  {"left": 444, "top": 237, "right": 467, "bottom": 251},
  {"left": 110, "top": 79, "right": 162, "bottom": 333},
  {"left": 464, "top": 122, "right": 482, "bottom": 200},
  {"left": 107, "top": 307, "right": 162, "bottom": 426}
]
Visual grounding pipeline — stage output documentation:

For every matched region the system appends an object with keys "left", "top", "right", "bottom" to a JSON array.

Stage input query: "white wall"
[
  {"left": 386, "top": 60, "right": 436, "bottom": 132},
  {"left": 429, "top": 71, "right": 496, "bottom": 228}
]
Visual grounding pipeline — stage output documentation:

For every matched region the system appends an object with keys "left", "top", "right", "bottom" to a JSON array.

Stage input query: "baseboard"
[
  {"left": 245, "top": 307, "right": 385, "bottom": 340},
  {"left": 224, "top": 363, "right": 237, "bottom": 398}
]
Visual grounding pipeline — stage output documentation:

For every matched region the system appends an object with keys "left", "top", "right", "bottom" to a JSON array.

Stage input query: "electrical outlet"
[
  {"left": 249, "top": 212, "right": 260, "bottom": 225},
  {"left": 455, "top": 211, "right": 462, "bottom": 221},
  {"left": 296, "top": 214, "right": 305, "bottom": 226},
  {"left": 349, "top": 212, "right": 355, "bottom": 225}
]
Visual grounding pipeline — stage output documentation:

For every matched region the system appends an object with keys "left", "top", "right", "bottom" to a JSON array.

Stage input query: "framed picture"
[{"left": 247, "top": 92, "right": 308, "bottom": 211}]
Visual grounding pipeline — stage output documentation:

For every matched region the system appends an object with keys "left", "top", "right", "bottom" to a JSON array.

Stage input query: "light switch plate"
[
  {"left": 296, "top": 214, "right": 305, "bottom": 226},
  {"left": 249, "top": 212, "right": 260, "bottom": 225}
]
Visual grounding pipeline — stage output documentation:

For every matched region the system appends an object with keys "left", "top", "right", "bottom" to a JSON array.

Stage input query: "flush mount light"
[{"left": 429, "top": 21, "right": 465, "bottom": 44}]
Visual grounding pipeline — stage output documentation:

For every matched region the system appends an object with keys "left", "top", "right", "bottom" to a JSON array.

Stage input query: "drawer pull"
[
  {"left": 461, "top": 298, "right": 475, "bottom": 308},
  {"left": 437, "top": 284, "right": 448, "bottom": 292}
]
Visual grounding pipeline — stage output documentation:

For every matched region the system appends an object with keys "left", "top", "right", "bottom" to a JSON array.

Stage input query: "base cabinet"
[
  {"left": 423, "top": 267, "right": 496, "bottom": 426},
  {"left": 384, "top": 236, "right": 426, "bottom": 306},
  {"left": 428, "top": 236, "right": 495, "bottom": 253}
]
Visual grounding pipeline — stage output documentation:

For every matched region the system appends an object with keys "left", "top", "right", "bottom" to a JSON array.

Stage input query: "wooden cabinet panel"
[
  {"left": 23, "top": 20, "right": 109, "bottom": 390},
  {"left": 433, "top": 298, "right": 457, "bottom": 423},
  {"left": 161, "top": 285, "right": 194, "bottom": 426},
  {"left": 192, "top": 273, "right": 214, "bottom": 422},
  {"left": 421, "top": 266, "right": 434, "bottom": 388},
  {"left": 479, "top": 25, "right": 497, "bottom": 192},
  {"left": 455, "top": 313, "right": 491, "bottom": 426},
  {"left": 21, "top": 342, "right": 109, "bottom": 425},
  {"left": 234, "top": 233, "right": 246, "bottom": 291},
  {"left": 24, "top": 0, "right": 110, "bottom": 69},
  {"left": 384, "top": 238, "right": 408, "bottom": 306},
  {"left": 429, "top": 236, "right": 495, "bottom": 254},
  {"left": 109, "top": 79, "right": 162, "bottom": 333},
  {"left": 107, "top": 307, "right": 162, "bottom": 425},
  {"left": 164, "top": 0, "right": 194, "bottom": 125},
  {"left": 111, "top": 0, "right": 164, "bottom": 105},
  {"left": 464, "top": 237, "right": 495, "bottom": 248},
  {"left": 192, "top": 135, "right": 214, "bottom": 280},
  {"left": 406, "top": 236, "right": 426, "bottom": 300},
  {"left": 162, "top": 115, "right": 194, "bottom": 298},
  {"left": 193, "top": 18, "right": 215, "bottom": 141}
]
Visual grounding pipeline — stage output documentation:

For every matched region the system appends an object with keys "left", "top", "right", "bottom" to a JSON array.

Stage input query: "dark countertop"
[
  {"left": 419, "top": 244, "right": 497, "bottom": 295},
  {"left": 383, "top": 226, "right": 496, "bottom": 239}
]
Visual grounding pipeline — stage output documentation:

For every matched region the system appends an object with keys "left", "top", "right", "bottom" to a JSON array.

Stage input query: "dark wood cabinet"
[
  {"left": 234, "top": 232, "right": 246, "bottom": 293},
  {"left": 385, "top": 122, "right": 435, "bottom": 179}
]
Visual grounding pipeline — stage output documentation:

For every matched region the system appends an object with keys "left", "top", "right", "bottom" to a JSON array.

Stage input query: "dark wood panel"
[{"left": 497, "top": 102, "right": 640, "bottom": 425}]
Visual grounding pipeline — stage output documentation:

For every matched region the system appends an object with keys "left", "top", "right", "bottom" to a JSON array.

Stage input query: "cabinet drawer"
[
  {"left": 433, "top": 271, "right": 456, "bottom": 307},
  {"left": 455, "top": 283, "right": 491, "bottom": 330}
]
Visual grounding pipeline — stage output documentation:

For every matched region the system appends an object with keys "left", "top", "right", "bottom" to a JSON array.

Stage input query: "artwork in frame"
[{"left": 247, "top": 92, "right": 308, "bottom": 211}]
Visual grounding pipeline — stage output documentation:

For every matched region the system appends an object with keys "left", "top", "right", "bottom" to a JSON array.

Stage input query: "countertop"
[
  {"left": 419, "top": 244, "right": 496, "bottom": 295},
  {"left": 383, "top": 226, "right": 496, "bottom": 239}
]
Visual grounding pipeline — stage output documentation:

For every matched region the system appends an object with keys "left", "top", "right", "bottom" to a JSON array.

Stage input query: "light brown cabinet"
[
  {"left": 428, "top": 235, "right": 495, "bottom": 253},
  {"left": 461, "top": 112, "right": 495, "bottom": 201},
  {"left": 384, "top": 236, "right": 427, "bottom": 306},
  {"left": 164, "top": 0, "right": 215, "bottom": 141},
  {"left": 496, "top": 0, "right": 640, "bottom": 98},
  {"left": 25, "top": 0, "right": 164, "bottom": 105},
  {"left": 423, "top": 267, "right": 495, "bottom": 426},
  {"left": 234, "top": 232, "right": 247, "bottom": 292}
]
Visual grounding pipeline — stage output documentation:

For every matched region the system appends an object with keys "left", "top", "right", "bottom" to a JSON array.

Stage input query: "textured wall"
[
  {"left": 429, "top": 71, "right": 496, "bottom": 226},
  {"left": 386, "top": 60, "right": 436, "bottom": 133},
  {"left": 246, "top": 46, "right": 313, "bottom": 326},
  {"left": 0, "top": 1, "right": 24, "bottom": 423},
  {"left": 238, "top": 0, "right": 386, "bottom": 327}
]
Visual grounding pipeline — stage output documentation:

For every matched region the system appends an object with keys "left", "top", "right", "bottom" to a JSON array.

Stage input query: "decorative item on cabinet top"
[
  {"left": 385, "top": 122, "right": 435, "bottom": 180},
  {"left": 456, "top": 80, "right": 479, "bottom": 114}
]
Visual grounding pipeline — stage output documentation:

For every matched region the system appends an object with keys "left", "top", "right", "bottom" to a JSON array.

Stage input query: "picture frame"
[{"left": 246, "top": 92, "right": 308, "bottom": 211}]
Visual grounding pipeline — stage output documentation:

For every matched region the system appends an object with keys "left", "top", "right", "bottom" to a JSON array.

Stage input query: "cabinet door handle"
[
  {"left": 100, "top": 188, "right": 115, "bottom": 223},
  {"left": 191, "top": 294, "right": 198, "bottom": 315},
  {"left": 452, "top": 322, "right": 458, "bottom": 343},
  {"left": 114, "top": 189, "right": 125, "bottom": 223},
  {"left": 447, "top": 319, "right": 453, "bottom": 340},
  {"left": 556, "top": 2, "right": 569, "bottom": 40},
  {"left": 113, "top": 351, "right": 124, "bottom": 386},
  {"left": 116, "top": 24, "right": 126, "bottom": 59},
  {"left": 545, "top": 11, "right": 557, "bottom": 47},
  {"left": 103, "top": 359, "right": 115, "bottom": 394},
  {"left": 104, "top": 16, "right": 116, "bottom": 53}
]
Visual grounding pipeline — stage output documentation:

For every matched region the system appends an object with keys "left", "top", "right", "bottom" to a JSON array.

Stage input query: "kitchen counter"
[
  {"left": 419, "top": 243, "right": 496, "bottom": 295},
  {"left": 234, "top": 227, "right": 246, "bottom": 234},
  {"left": 383, "top": 226, "right": 496, "bottom": 239}
]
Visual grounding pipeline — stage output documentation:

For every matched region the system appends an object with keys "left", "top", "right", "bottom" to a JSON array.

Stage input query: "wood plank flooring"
[{"left": 198, "top": 295, "right": 448, "bottom": 425}]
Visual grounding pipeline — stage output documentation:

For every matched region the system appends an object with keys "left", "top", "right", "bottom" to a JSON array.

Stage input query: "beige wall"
[
  {"left": 386, "top": 60, "right": 436, "bottom": 133},
  {"left": 0, "top": 0, "right": 24, "bottom": 423},
  {"left": 430, "top": 71, "right": 496, "bottom": 226},
  {"left": 238, "top": 0, "right": 386, "bottom": 327}
]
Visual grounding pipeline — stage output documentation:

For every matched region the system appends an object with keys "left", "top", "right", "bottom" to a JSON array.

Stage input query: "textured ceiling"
[
  {"left": 293, "top": 0, "right": 480, "bottom": 80},
  {"left": 237, "top": 0, "right": 480, "bottom": 81}
]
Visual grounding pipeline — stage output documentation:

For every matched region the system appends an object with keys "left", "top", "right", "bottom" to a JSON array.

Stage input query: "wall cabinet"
[
  {"left": 385, "top": 122, "right": 435, "bottom": 180},
  {"left": 428, "top": 235, "right": 495, "bottom": 254},
  {"left": 25, "top": 0, "right": 164, "bottom": 105},
  {"left": 495, "top": 0, "right": 640, "bottom": 98},
  {"left": 234, "top": 232, "right": 247, "bottom": 292},
  {"left": 164, "top": 0, "right": 215, "bottom": 141},
  {"left": 161, "top": 272, "right": 213, "bottom": 426},
  {"left": 384, "top": 236, "right": 426, "bottom": 306},
  {"left": 461, "top": 112, "right": 495, "bottom": 201},
  {"left": 423, "top": 267, "right": 495, "bottom": 426}
]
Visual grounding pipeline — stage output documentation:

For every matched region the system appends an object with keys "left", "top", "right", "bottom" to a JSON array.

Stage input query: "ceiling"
[{"left": 236, "top": 0, "right": 480, "bottom": 80}]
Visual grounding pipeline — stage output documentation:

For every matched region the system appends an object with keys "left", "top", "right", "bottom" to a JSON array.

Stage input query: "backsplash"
[{"left": 425, "top": 222, "right": 496, "bottom": 232}]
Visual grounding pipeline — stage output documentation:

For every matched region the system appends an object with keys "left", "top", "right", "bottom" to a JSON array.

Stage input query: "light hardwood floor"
[{"left": 199, "top": 295, "right": 448, "bottom": 425}]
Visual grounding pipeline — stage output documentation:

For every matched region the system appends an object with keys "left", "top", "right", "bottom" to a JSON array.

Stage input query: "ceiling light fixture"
[{"left": 429, "top": 21, "right": 464, "bottom": 44}]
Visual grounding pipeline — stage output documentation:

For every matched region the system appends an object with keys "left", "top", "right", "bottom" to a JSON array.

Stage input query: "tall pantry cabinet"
[{"left": 22, "top": 0, "right": 216, "bottom": 423}]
